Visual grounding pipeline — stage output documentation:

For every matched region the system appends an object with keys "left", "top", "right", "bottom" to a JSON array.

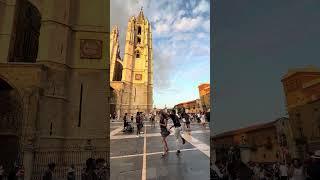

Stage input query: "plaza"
[{"left": 110, "top": 121, "right": 210, "bottom": 180}]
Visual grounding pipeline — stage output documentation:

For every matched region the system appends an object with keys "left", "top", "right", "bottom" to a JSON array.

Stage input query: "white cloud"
[
  {"left": 174, "top": 16, "right": 203, "bottom": 32},
  {"left": 154, "top": 22, "right": 171, "bottom": 35},
  {"left": 111, "top": 0, "right": 210, "bottom": 107},
  {"left": 193, "top": 0, "right": 210, "bottom": 14},
  {"left": 177, "top": 10, "right": 186, "bottom": 17},
  {"left": 202, "top": 19, "right": 210, "bottom": 32}
]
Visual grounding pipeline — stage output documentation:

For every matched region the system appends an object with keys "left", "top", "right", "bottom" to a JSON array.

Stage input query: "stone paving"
[{"left": 110, "top": 121, "right": 210, "bottom": 180}]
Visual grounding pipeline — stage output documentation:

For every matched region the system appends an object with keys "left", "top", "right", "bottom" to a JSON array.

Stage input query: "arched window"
[
  {"left": 138, "top": 26, "right": 142, "bottom": 35},
  {"left": 136, "top": 50, "right": 140, "bottom": 58}
]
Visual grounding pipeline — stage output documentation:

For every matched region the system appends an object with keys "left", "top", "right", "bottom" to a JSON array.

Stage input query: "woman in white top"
[
  {"left": 200, "top": 112, "right": 206, "bottom": 127},
  {"left": 279, "top": 162, "right": 289, "bottom": 180},
  {"left": 290, "top": 159, "right": 305, "bottom": 180}
]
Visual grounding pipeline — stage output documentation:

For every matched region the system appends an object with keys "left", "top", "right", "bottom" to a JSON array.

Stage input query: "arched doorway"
[{"left": 0, "top": 78, "right": 23, "bottom": 170}]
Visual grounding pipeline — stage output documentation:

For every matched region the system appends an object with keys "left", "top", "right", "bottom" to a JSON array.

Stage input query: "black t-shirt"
[
  {"left": 159, "top": 116, "right": 167, "bottom": 130},
  {"left": 170, "top": 114, "right": 181, "bottom": 127},
  {"left": 136, "top": 116, "right": 141, "bottom": 124}
]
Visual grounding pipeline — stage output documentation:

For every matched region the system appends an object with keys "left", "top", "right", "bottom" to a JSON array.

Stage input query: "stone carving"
[
  {"left": 80, "top": 39, "right": 103, "bottom": 59},
  {"left": 135, "top": 74, "right": 142, "bottom": 80}
]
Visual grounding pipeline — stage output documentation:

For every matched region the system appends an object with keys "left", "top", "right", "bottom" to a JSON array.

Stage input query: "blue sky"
[
  {"left": 111, "top": 0, "right": 210, "bottom": 108},
  {"left": 212, "top": 0, "right": 320, "bottom": 134}
]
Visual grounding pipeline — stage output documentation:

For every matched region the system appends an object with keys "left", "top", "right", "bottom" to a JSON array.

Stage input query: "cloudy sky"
[
  {"left": 212, "top": 0, "right": 320, "bottom": 134},
  {"left": 111, "top": 0, "right": 210, "bottom": 108}
]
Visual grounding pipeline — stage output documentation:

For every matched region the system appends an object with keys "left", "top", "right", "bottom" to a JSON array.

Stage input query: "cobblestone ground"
[{"left": 110, "top": 120, "right": 210, "bottom": 180}]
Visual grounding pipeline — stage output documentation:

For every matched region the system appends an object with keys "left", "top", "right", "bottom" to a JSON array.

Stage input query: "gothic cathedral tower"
[{"left": 122, "top": 8, "right": 153, "bottom": 114}]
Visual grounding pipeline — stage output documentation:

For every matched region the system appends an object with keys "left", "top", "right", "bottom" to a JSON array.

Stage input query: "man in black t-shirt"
[{"left": 169, "top": 110, "right": 186, "bottom": 154}]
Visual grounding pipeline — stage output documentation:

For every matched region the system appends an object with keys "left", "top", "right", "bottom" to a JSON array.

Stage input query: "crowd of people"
[
  {"left": 0, "top": 158, "right": 108, "bottom": 180},
  {"left": 116, "top": 109, "right": 210, "bottom": 136},
  {"left": 210, "top": 147, "right": 320, "bottom": 180},
  {"left": 117, "top": 108, "right": 210, "bottom": 156}
]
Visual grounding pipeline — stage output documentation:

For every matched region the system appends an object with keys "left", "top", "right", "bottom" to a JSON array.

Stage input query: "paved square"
[{"left": 110, "top": 121, "right": 210, "bottom": 180}]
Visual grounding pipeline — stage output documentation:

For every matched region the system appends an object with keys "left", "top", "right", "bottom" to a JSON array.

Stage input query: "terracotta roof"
[
  {"left": 175, "top": 99, "right": 198, "bottom": 107},
  {"left": 302, "top": 78, "right": 320, "bottom": 89},
  {"left": 282, "top": 67, "right": 320, "bottom": 80}
]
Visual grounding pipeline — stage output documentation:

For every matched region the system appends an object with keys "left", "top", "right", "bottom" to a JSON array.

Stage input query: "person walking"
[
  {"left": 182, "top": 112, "right": 191, "bottom": 131},
  {"left": 169, "top": 110, "right": 186, "bottom": 155},
  {"left": 131, "top": 115, "right": 134, "bottom": 123},
  {"left": 43, "top": 163, "right": 55, "bottom": 180},
  {"left": 159, "top": 111, "right": 170, "bottom": 157}
]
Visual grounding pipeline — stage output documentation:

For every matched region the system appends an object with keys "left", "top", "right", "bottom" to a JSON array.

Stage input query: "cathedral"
[
  {"left": 110, "top": 9, "right": 154, "bottom": 118},
  {"left": 0, "top": 0, "right": 109, "bottom": 179}
]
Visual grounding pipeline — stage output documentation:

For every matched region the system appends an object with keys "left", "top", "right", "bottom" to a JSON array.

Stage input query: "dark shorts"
[{"left": 160, "top": 128, "right": 170, "bottom": 137}]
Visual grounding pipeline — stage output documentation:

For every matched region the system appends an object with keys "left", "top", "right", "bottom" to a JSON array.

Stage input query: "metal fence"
[{"left": 32, "top": 150, "right": 109, "bottom": 180}]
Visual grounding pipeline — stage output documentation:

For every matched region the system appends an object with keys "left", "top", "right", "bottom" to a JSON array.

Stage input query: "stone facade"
[
  {"left": 0, "top": 0, "right": 110, "bottom": 179},
  {"left": 110, "top": 9, "right": 153, "bottom": 118},
  {"left": 198, "top": 83, "right": 210, "bottom": 111},
  {"left": 281, "top": 67, "right": 320, "bottom": 159},
  {"left": 174, "top": 99, "right": 203, "bottom": 114},
  {"left": 212, "top": 119, "right": 288, "bottom": 163}
]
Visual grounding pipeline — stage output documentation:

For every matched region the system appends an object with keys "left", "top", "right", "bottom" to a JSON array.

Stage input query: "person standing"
[
  {"left": 289, "top": 159, "right": 305, "bottom": 180},
  {"left": 159, "top": 112, "right": 170, "bottom": 157},
  {"left": 131, "top": 115, "right": 134, "bottom": 123},
  {"left": 0, "top": 164, "right": 4, "bottom": 180},
  {"left": 81, "top": 158, "right": 97, "bottom": 180},
  {"left": 280, "top": 161, "right": 289, "bottom": 180},
  {"left": 43, "top": 163, "right": 55, "bottom": 180},
  {"left": 136, "top": 112, "right": 142, "bottom": 137},
  {"left": 67, "top": 164, "right": 76, "bottom": 180},
  {"left": 206, "top": 109, "right": 210, "bottom": 123},
  {"left": 96, "top": 158, "right": 107, "bottom": 180},
  {"left": 201, "top": 112, "right": 206, "bottom": 127},
  {"left": 150, "top": 113, "right": 156, "bottom": 128},
  {"left": 169, "top": 110, "right": 186, "bottom": 155},
  {"left": 16, "top": 165, "right": 24, "bottom": 180},
  {"left": 307, "top": 150, "right": 320, "bottom": 180},
  {"left": 123, "top": 113, "right": 128, "bottom": 131},
  {"left": 210, "top": 161, "right": 223, "bottom": 180}
]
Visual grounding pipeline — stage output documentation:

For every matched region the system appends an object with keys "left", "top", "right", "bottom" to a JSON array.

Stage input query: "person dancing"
[
  {"left": 169, "top": 110, "right": 186, "bottom": 155},
  {"left": 159, "top": 111, "right": 170, "bottom": 157}
]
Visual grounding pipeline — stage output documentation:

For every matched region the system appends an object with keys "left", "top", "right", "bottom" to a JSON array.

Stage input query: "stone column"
[
  {"left": 23, "top": 144, "right": 34, "bottom": 180},
  {"left": 0, "top": 0, "right": 17, "bottom": 63}
]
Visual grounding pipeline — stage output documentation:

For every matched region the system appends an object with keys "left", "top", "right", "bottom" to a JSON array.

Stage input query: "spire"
[{"left": 137, "top": 6, "right": 145, "bottom": 22}]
